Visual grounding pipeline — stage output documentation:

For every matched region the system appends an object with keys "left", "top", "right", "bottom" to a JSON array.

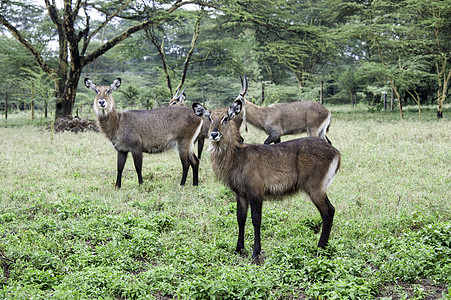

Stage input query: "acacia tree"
[
  {"left": 0, "top": 0, "right": 211, "bottom": 119},
  {"left": 216, "top": 0, "right": 334, "bottom": 89},
  {"left": 406, "top": 0, "right": 451, "bottom": 118}
]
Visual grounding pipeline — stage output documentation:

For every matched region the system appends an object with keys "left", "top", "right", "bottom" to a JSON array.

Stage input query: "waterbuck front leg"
[
  {"left": 235, "top": 194, "right": 249, "bottom": 254},
  {"left": 197, "top": 138, "right": 205, "bottom": 160},
  {"left": 178, "top": 143, "right": 191, "bottom": 186},
  {"left": 116, "top": 151, "right": 128, "bottom": 188},
  {"left": 131, "top": 150, "right": 143, "bottom": 185}
]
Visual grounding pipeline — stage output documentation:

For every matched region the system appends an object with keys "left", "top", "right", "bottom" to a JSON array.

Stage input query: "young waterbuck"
[
  {"left": 238, "top": 76, "right": 332, "bottom": 144},
  {"left": 193, "top": 100, "right": 341, "bottom": 260},
  {"left": 85, "top": 78, "right": 203, "bottom": 188}
]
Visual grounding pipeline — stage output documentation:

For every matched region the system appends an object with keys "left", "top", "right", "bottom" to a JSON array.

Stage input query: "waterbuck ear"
[
  {"left": 228, "top": 99, "right": 242, "bottom": 119},
  {"left": 192, "top": 102, "right": 211, "bottom": 120},
  {"left": 84, "top": 78, "right": 98, "bottom": 92},
  {"left": 109, "top": 78, "right": 121, "bottom": 91}
]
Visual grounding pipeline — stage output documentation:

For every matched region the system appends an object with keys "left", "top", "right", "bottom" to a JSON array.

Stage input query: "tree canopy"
[{"left": 1, "top": 0, "right": 450, "bottom": 118}]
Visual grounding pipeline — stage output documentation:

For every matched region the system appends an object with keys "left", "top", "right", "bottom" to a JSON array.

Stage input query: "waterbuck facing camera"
[
  {"left": 193, "top": 99, "right": 341, "bottom": 260},
  {"left": 85, "top": 78, "right": 203, "bottom": 188}
]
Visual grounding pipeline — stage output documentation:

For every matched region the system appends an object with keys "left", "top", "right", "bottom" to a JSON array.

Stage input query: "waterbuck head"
[
  {"left": 85, "top": 78, "right": 121, "bottom": 118},
  {"left": 193, "top": 100, "right": 242, "bottom": 149},
  {"left": 168, "top": 87, "right": 187, "bottom": 107}
]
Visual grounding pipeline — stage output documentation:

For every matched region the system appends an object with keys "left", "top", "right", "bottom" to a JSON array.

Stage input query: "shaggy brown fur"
[
  {"left": 194, "top": 100, "right": 341, "bottom": 260},
  {"left": 85, "top": 78, "right": 202, "bottom": 188},
  {"left": 238, "top": 76, "right": 332, "bottom": 144}
]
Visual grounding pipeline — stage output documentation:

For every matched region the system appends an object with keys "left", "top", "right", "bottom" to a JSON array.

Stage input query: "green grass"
[{"left": 0, "top": 106, "right": 450, "bottom": 299}]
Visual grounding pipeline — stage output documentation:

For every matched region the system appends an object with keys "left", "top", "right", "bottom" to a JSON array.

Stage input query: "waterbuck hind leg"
[
  {"left": 264, "top": 132, "right": 281, "bottom": 144},
  {"left": 250, "top": 197, "right": 263, "bottom": 259},
  {"left": 189, "top": 153, "right": 199, "bottom": 186},
  {"left": 235, "top": 194, "right": 249, "bottom": 254},
  {"left": 131, "top": 150, "right": 144, "bottom": 185},
  {"left": 179, "top": 157, "right": 189, "bottom": 186},
  {"left": 316, "top": 195, "right": 335, "bottom": 248},
  {"left": 116, "top": 151, "right": 128, "bottom": 188}
]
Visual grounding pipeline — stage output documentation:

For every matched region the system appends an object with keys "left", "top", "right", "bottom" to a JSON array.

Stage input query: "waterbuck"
[
  {"left": 193, "top": 100, "right": 341, "bottom": 260},
  {"left": 238, "top": 76, "right": 332, "bottom": 144},
  {"left": 168, "top": 87, "right": 187, "bottom": 107},
  {"left": 85, "top": 78, "right": 203, "bottom": 188},
  {"left": 168, "top": 88, "right": 245, "bottom": 158},
  {"left": 166, "top": 87, "right": 210, "bottom": 159}
]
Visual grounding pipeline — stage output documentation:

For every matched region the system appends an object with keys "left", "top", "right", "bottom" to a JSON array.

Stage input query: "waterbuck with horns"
[
  {"left": 167, "top": 87, "right": 209, "bottom": 160},
  {"left": 168, "top": 87, "right": 245, "bottom": 158},
  {"left": 193, "top": 100, "right": 341, "bottom": 260},
  {"left": 237, "top": 76, "right": 332, "bottom": 144},
  {"left": 85, "top": 78, "right": 203, "bottom": 188},
  {"left": 168, "top": 87, "right": 187, "bottom": 107}
]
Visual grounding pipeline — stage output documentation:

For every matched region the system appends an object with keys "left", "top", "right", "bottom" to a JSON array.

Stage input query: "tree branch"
[
  {"left": 82, "top": 0, "right": 133, "bottom": 56},
  {"left": 83, "top": 0, "right": 212, "bottom": 66},
  {"left": 175, "top": 13, "right": 202, "bottom": 93},
  {"left": 0, "top": 14, "right": 55, "bottom": 77},
  {"left": 147, "top": 27, "right": 173, "bottom": 95}
]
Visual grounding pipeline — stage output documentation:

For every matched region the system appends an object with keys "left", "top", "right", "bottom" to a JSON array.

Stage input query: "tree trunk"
[
  {"left": 31, "top": 100, "right": 35, "bottom": 120},
  {"left": 320, "top": 81, "right": 324, "bottom": 104},
  {"left": 436, "top": 63, "right": 450, "bottom": 119},
  {"left": 5, "top": 92, "right": 7, "bottom": 120},
  {"left": 54, "top": 70, "right": 81, "bottom": 119}
]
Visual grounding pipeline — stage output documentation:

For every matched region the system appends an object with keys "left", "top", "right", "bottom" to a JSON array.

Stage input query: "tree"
[
  {"left": 405, "top": 0, "right": 451, "bottom": 118},
  {"left": 144, "top": 10, "right": 205, "bottom": 97},
  {"left": 0, "top": 0, "right": 211, "bottom": 119},
  {"left": 18, "top": 67, "right": 54, "bottom": 119}
]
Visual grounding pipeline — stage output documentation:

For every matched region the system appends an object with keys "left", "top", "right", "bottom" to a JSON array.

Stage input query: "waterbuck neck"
[
  {"left": 208, "top": 126, "right": 242, "bottom": 184},
  {"left": 209, "top": 142, "right": 239, "bottom": 184},
  {"left": 97, "top": 109, "right": 120, "bottom": 141},
  {"left": 244, "top": 100, "right": 267, "bottom": 128}
]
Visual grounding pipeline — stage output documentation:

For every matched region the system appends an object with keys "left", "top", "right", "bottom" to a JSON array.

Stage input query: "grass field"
[{"left": 0, "top": 106, "right": 450, "bottom": 299}]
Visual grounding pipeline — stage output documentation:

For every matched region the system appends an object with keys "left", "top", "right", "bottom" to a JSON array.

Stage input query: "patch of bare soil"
[
  {"left": 51, "top": 116, "right": 99, "bottom": 133},
  {"left": 377, "top": 279, "right": 448, "bottom": 299}
]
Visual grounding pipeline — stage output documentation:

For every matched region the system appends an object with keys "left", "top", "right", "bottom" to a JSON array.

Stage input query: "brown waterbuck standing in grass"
[
  {"left": 238, "top": 76, "right": 332, "bottom": 144},
  {"left": 85, "top": 78, "right": 203, "bottom": 188},
  {"left": 166, "top": 87, "right": 210, "bottom": 160},
  {"left": 167, "top": 87, "right": 245, "bottom": 159},
  {"left": 193, "top": 99, "right": 341, "bottom": 260}
]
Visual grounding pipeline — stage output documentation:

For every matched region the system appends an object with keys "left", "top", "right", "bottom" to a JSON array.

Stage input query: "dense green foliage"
[
  {"left": 0, "top": 107, "right": 449, "bottom": 299},
  {"left": 0, "top": 0, "right": 450, "bottom": 118}
]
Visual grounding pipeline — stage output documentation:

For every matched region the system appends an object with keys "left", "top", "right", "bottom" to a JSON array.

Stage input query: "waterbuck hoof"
[
  {"left": 235, "top": 247, "right": 246, "bottom": 256},
  {"left": 251, "top": 252, "right": 264, "bottom": 265}
]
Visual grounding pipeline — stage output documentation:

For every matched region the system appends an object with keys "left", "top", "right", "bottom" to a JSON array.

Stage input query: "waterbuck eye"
[{"left": 221, "top": 116, "right": 229, "bottom": 124}]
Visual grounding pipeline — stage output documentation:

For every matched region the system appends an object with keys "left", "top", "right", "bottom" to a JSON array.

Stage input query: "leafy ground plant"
[{"left": 0, "top": 106, "right": 450, "bottom": 299}]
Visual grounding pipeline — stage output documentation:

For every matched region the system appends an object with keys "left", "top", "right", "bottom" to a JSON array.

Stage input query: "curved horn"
[
  {"left": 238, "top": 75, "right": 248, "bottom": 98},
  {"left": 179, "top": 87, "right": 187, "bottom": 97},
  {"left": 174, "top": 87, "right": 187, "bottom": 100},
  {"left": 242, "top": 75, "right": 248, "bottom": 96},
  {"left": 173, "top": 88, "right": 180, "bottom": 99}
]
